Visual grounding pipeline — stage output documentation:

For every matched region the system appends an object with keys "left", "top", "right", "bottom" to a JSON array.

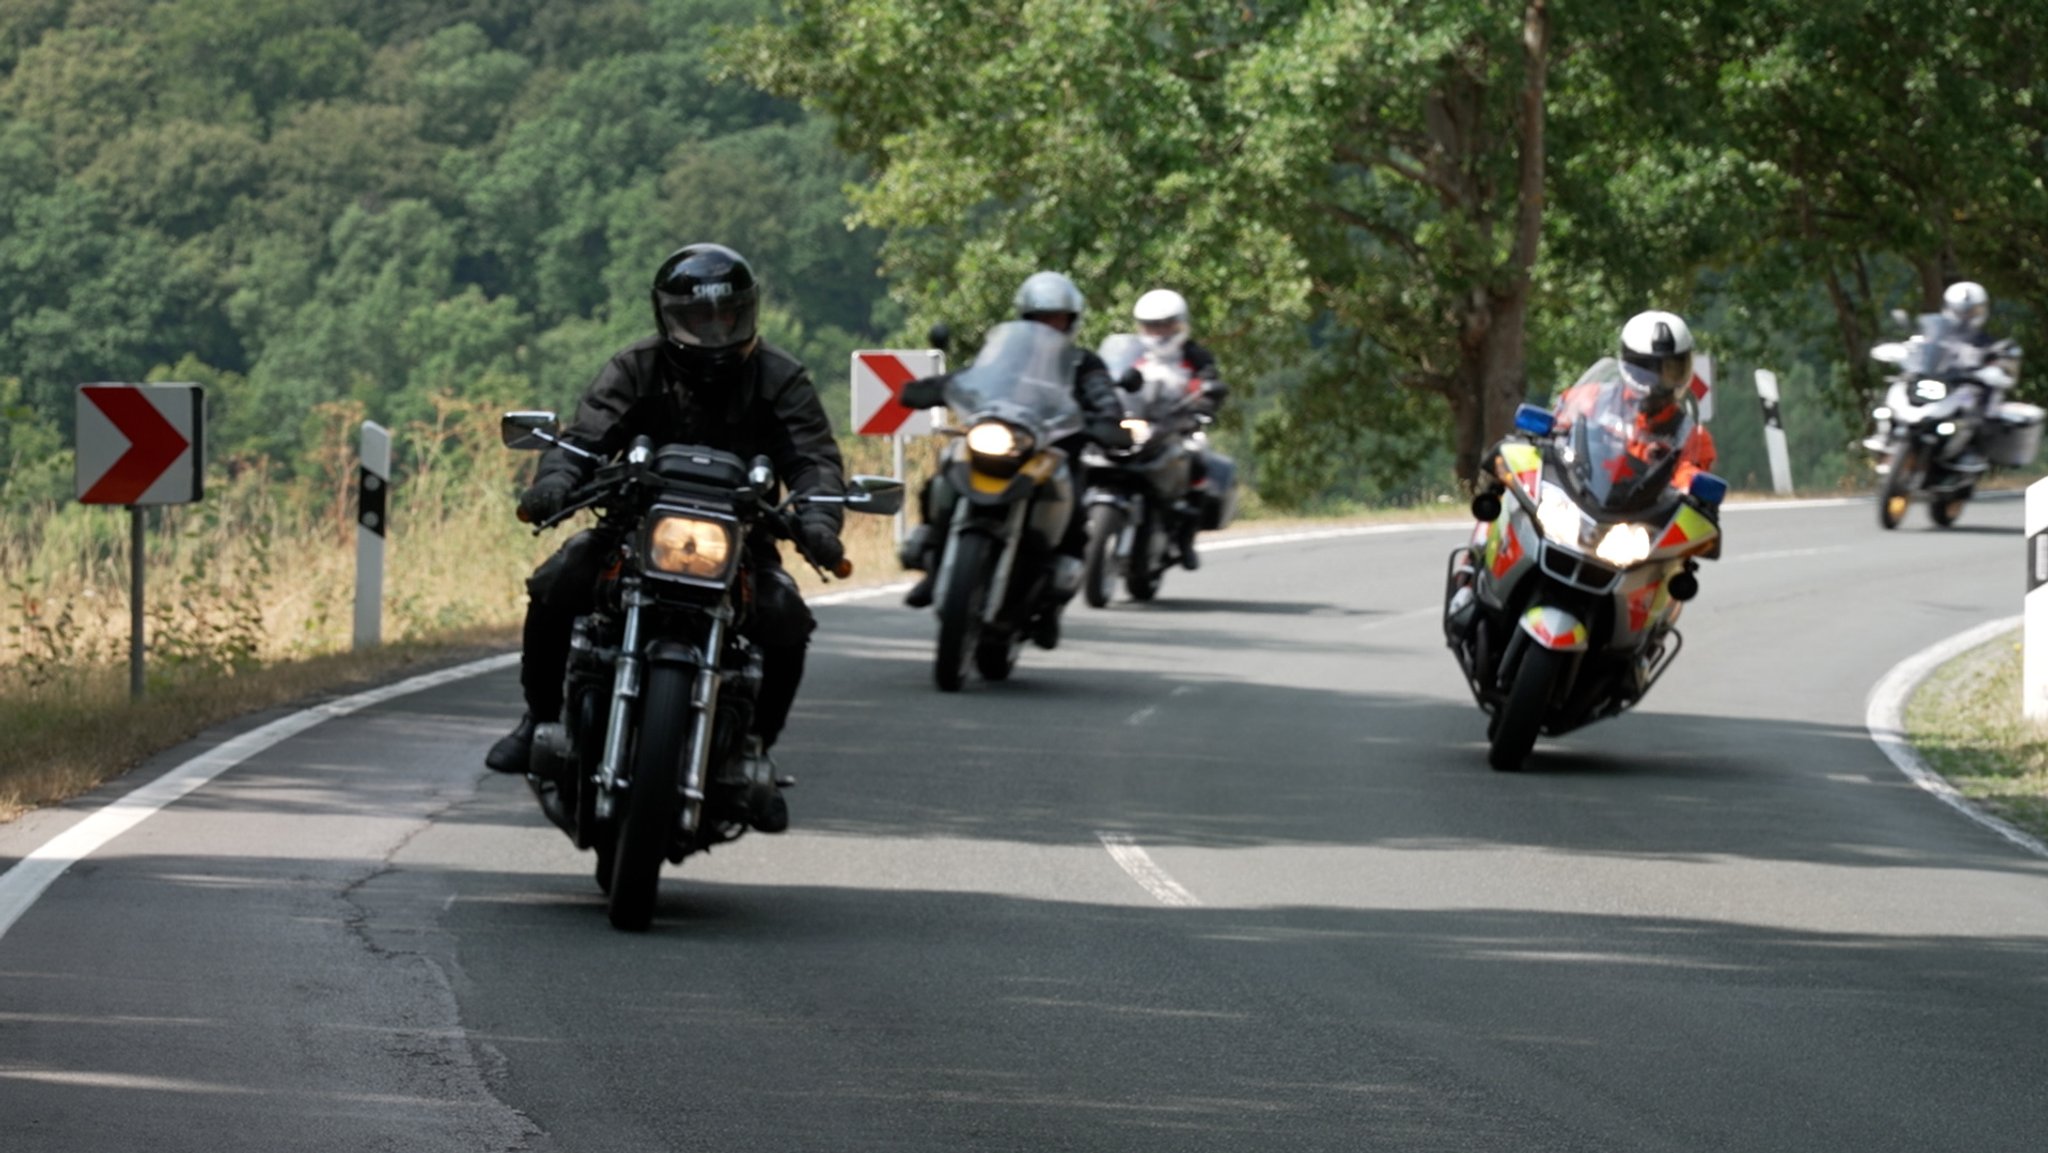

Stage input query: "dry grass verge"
[
  {"left": 0, "top": 627, "right": 515, "bottom": 821},
  {"left": 1905, "top": 628, "right": 2048, "bottom": 845}
]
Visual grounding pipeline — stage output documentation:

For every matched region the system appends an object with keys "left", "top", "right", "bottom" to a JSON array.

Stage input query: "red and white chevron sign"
[
  {"left": 851, "top": 350, "right": 944, "bottom": 437},
  {"left": 74, "top": 383, "right": 205, "bottom": 505}
]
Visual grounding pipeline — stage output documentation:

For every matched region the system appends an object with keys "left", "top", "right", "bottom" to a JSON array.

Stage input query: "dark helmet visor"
[{"left": 658, "top": 289, "right": 757, "bottom": 350}]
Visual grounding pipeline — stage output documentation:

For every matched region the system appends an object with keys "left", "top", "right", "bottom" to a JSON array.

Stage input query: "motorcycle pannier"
[{"left": 1981, "top": 402, "right": 2046, "bottom": 468}]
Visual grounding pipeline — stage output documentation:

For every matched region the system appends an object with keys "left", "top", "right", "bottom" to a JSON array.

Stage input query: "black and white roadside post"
[
  {"left": 354, "top": 421, "right": 391, "bottom": 651},
  {"left": 2027, "top": 478, "right": 2048, "bottom": 720},
  {"left": 1753, "top": 369, "right": 1795, "bottom": 495},
  {"left": 74, "top": 383, "right": 205, "bottom": 701}
]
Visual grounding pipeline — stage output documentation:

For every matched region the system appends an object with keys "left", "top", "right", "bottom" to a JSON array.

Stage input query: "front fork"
[
  {"left": 593, "top": 582, "right": 724, "bottom": 840},
  {"left": 934, "top": 497, "right": 1030, "bottom": 625}
]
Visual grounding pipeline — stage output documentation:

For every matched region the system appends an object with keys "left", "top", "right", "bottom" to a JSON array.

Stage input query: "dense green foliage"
[
  {"left": 1, "top": 0, "right": 889, "bottom": 512},
  {"left": 5, "top": 0, "right": 2047, "bottom": 516},
  {"left": 737, "top": 0, "right": 2048, "bottom": 499}
]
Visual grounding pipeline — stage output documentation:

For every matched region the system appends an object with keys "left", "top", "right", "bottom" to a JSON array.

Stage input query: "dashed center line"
[
  {"left": 1126, "top": 705, "right": 1159, "bottom": 726},
  {"left": 1097, "top": 832, "right": 1202, "bottom": 907}
]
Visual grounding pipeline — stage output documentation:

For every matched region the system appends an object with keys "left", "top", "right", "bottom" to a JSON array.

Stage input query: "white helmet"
[
  {"left": 1943, "top": 281, "right": 1989, "bottom": 333},
  {"left": 1133, "top": 288, "right": 1190, "bottom": 359},
  {"left": 1619, "top": 310, "right": 1695, "bottom": 396},
  {"left": 1014, "top": 271, "right": 1085, "bottom": 332}
]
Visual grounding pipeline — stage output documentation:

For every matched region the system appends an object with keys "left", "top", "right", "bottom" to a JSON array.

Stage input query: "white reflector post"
[
  {"left": 354, "top": 421, "right": 391, "bottom": 651},
  {"left": 2026, "top": 479, "right": 2048, "bottom": 721},
  {"left": 1754, "top": 370, "right": 1794, "bottom": 495}
]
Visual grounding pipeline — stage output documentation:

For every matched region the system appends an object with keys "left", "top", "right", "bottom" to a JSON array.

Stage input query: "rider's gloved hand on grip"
[
  {"left": 1087, "top": 418, "right": 1134, "bottom": 450},
  {"left": 518, "top": 472, "right": 577, "bottom": 523},
  {"left": 800, "top": 520, "right": 846, "bottom": 571}
]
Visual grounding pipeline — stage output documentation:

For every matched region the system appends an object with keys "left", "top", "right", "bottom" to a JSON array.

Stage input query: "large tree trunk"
[{"left": 1454, "top": 0, "right": 1548, "bottom": 488}]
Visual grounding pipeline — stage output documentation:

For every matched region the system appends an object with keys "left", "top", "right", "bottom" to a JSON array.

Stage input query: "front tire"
[
  {"left": 1878, "top": 444, "right": 1915, "bottom": 530},
  {"left": 1125, "top": 513, "right": 1162, "bottom": 603},
  {"left": 1490, "top": 645, "right": 1566, "bottom": 772},
  {"left": 1930, "top": 494, "right": 1966, "bottom": 527},
  {"left": 607, "top": 663, "right": 692, "bottom": 931},
  {"left": 936, "top": 533, "right": 996, "bottom": 692},
  {"left": 1083, "top": 504, "right": 1119, "bottom": 608}
]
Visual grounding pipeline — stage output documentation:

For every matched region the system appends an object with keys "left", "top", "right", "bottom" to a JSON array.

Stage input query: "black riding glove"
[
  {"left": 799, "top": 519, "right": 846, "bottom": 570},
  {"left": 518, "top": 472, "right": 577, "bottom": 522},
  {"left": 1117, "top": 367, "right": 1144, "bottom": 392},
  {"left": 1087, "top": 418, "right": 1135, "bottom": 450}
]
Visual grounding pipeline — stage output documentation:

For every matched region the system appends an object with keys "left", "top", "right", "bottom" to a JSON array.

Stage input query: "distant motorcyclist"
[
  {"left": 1123, "top": 288, "right": 1229, "bottom": 569},
  {"left": 897, "top": 271, "right": 1131, "bottom": 626},
  {"left": 1933, "top": 281, "right": 2020, "bottom": 464},
  {"left": 485, "top": 243, "right": 846, "bottom": 787}
]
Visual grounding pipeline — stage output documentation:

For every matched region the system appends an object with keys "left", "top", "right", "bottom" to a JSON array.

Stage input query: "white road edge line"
[
  {"left": 1864, "top": 615, "right": 2048, "bottom": 859},
  {"left": 1097, "top": 832, "right": 1202, "bottom": 907},
  {"left": 0, "top": 653, "right": 521, "bottom": 941}
]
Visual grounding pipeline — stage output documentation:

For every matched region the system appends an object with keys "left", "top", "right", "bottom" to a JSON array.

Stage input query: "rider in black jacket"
[
  {"left": 485, "top": 244, "right": 846, "bottom": 785},
  {"left": 896, "top": 271, "right": 1132, "bottom": 620}
]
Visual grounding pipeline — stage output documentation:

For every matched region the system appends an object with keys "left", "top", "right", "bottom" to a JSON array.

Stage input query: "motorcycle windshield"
[
  {"left": 1556, "top": 359, "right": 1695, "bottom": 515},
  {"left": 1097, "top": 332, "right": 1144, "bottom": 380},
  {"left": 945, "top": 320, "right": 1085, "bottom": 442},
  {"left": 1907, "top": 313, "right": 1953, "bottom": 377}
]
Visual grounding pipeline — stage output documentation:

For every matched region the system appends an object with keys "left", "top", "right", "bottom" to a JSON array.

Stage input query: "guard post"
[
  {"left": 2026, "top": 478, "right": 2048, "bottom": 720},
  {"left": 354, "top": 421, "right": 391, "bottom": 651},
  {"left": 1753, "top": 369, "right": 1795, "bottom": 495}
]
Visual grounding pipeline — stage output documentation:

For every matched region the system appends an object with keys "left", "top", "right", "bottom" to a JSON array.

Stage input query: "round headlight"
[
  {"left": 1593, "top": 523, "right": 1653, "bottom": 567},
  {"left": 648, "top": 516, "right": 734, "bottom": 579},
  {"left": 1120, "top": 418, "right": 1153, "bottom": 445},
  {"left": 966, "top": 422, "right": 1022, "bottom": 457}
]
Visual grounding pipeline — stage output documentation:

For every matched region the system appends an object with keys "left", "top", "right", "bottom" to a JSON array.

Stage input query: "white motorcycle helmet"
[
  {"left": 1942, "top": 281, "right": 1989, "bottom": 333},
  {"left": 1014, "top": 271, "right": 1086, "bottom": 333},
  {"left": 1133, "top": 288, "right": 1190, "bottom": 360},
  {"left": 1619, "top": 310, "right": 1696, "bottom": 399}
]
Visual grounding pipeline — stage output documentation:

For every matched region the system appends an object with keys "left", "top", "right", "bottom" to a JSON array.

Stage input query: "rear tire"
[
  {"left": 607, "top": 663, "right": 692, "bottom": 931},
  {"left": 1878, "top": 445, "right": 1914, "bottom": 530},
  {"left": 1125, "top": 514, "right": 1161, "bottom": 603},
  {"left": 1083, "top": 505, "right": 1118, "bottom": 608},
  {"left": 1490, "top": 645, "right": 1566, "bottom": 772},
  {"left": 936, "top": 534, "right": 995, "bottom": 692}
]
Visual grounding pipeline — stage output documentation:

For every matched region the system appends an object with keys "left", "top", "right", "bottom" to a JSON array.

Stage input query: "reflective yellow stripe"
[
  {"left": 969, "top": 470, "right": 1008, "bottom": 494},
  {"left": 1673, "top": 504, "right": 1715, "bottom": 544},
  {"left": 1499, "top": 444, "right": 1542, "bottom": 475}
]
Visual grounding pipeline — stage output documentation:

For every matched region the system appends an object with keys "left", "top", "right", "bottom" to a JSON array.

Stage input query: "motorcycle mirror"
[
  {"left": 843, "top": 475, "right": 906, "bottom": 516},
  {"left": 501, "top": 411, "right": 560, "bottom": 450},
  {"left": 1470, "top": 491, "right": 1503, "bottom": 522},
  {"left": 748, "top": 455, "right": 776, "bottom": 491},
  {"left": 1891, "top": 308, "right": 1911, "bottom": 329},
  {"left": 927, "top": 323, "right": 952, "bottom": 355}
]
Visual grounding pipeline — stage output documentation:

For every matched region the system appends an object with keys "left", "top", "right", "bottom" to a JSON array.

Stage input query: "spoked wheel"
[
  {"left": 1125, "top": 514, "right": 1162, "bottom": 603},
  {"left": 1083, "top": 505, "right": 1119, "bottom": 608},
  {"left": 1878, "top": 445, "right": 1915, "bottom": 530},
  {"left": 936, "top": 534, "right": 995, "bottom": 692},
  {"left": 1489, "top": 646, "right": 1565, "bottom": 772},
  {"left": 1930, "top": 494, "right": 1966, "bottom": 527},
  {"left": 607, "top": 664, "right": 691, "bottom": 931}
]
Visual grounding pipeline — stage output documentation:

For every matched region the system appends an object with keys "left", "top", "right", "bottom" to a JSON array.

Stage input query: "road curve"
[{"left": 3, "top": 498, "right": 2045, "bottom": 1152}]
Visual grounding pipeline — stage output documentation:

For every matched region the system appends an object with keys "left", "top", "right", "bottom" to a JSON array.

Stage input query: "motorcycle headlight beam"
[
  {"left": 1593, "top": 523, "right": 1653, "bottom": 567},
  {"left": 1912, "top": 379, "right": 1949, "bottom": 403},
  {"left": 647, "top": 515, "right": 736, "bottom": 580},
  {"left": 966, "top": 421, "right": 1026, "bottom": 457},
  {"left": 1120, "top": 418, "right": 1153, "bottom": 445},
  {"left": 1535, "top": 491, "right": 1586, "bottom": 547}
]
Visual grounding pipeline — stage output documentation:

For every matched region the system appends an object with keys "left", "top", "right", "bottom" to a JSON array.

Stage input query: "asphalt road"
[{"left": 4, "top": 498, "right": 2046, "bottom": 1152}]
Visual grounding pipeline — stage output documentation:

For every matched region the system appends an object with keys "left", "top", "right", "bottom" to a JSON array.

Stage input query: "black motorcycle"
[{"left": 502, "top": 412, "right": 901, "bottom": 930}]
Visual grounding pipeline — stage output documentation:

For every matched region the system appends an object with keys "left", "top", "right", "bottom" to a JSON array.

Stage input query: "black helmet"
[{"left": 651, "top": 243, "right": 759, "bottom": 372}]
